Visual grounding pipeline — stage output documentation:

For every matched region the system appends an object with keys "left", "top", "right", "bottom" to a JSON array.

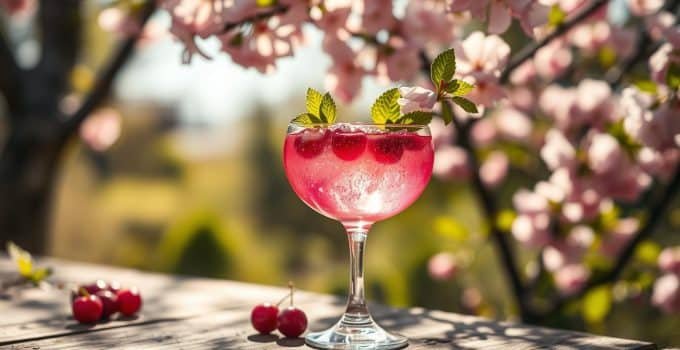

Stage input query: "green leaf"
[
  {"left": 371, "top": 88, "right": 401, "bottom": 124},
  {"left": 319, "top": 92, "right": 337, "bottom": 123},
  {"left": 548, "top": 5, "right": 566, "bottom": 26},
  {"left": 291, "top": 113, "right": 322, "bottom": 125},
  {"left": 667, "top": 62, "right": 680, "bottom": 90},
  {"left": 430, "top": 48, "right": 456, "bottom": 87},
  {"left": 451, "top": 96, "right": 479, "bottom": 114},
  {"left": 399, "top": 111, "right": 433, "bottom": 125},
  {"left": 7, "top": 241, "right": 33, "bottom": 278},
  {"left": 433, "top": 216, "right": 469, "bottom": 241},
  {"left": 305, "top": 88, "right": 324, "bottom": 116},
  {"left": 633, "top": 80, "right": 658, "bottom": 94},
  {"left": 582, "top": 285, "right": 612, "bottom": 324},
  {"left": 444, "top": 79, "right": 474, "bottom": 96},
  {"left": 29, "top": 267, "right": 52, "bottom": 284},
  {"left": 634, "top": 241, "right": 661, "bottom": 266},
  {"left": 440, "top": 100, "right": 454, "bottom": 125}
]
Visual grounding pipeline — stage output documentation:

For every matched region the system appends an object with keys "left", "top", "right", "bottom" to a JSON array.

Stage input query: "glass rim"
[{"left": 288, "top": 121, "right": 430, "bottom": 129}]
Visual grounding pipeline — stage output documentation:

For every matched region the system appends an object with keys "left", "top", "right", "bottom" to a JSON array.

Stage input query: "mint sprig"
[
  {"left": 292, "top": 88, "right": 337, "bottom": 125},
  {"left": 429, "top": 49, "right": 479, "bottom": 120},
  {"left": 370, "top": 88, "right": 401, "bottom": 123}
]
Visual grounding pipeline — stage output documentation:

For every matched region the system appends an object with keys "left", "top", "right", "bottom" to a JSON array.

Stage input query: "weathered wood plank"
[{"left": 0, "top": 258, "right": 657, "bottom": 349}]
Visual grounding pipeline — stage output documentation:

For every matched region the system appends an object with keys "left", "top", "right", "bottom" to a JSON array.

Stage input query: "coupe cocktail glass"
[{"left": 283, "top": 122, "right": 434, "bottom": 349}]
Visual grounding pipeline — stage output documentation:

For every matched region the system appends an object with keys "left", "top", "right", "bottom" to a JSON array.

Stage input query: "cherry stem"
[
  {"left": 288, "top": 281, "right": 294, "bottom": 307},
  {"left": 78, "top": 287, "right": 89, "bottom": 297},
  {"left": 275, "top": 291, "right": 291, "bottom": 307}
]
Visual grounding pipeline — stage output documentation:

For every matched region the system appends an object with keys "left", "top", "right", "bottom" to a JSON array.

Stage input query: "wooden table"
[{"left": 0, "top": 258, "right": 657, "bottom": 349}]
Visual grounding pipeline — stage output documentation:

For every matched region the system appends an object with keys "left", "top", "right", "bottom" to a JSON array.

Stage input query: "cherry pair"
[
  {"left": 250, "top": 283, "right": 308, "bottom": 338},
  {"left": 71, "top": 280, "right": 142, "bottom": 324}
]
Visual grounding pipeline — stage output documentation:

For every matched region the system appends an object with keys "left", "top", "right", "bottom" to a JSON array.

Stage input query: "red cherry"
[
  {"left": 294, "top": 129, "right": 328, "bottom": 158},
  {"left": 72, "top": 295, "right": 103, "bottom": 324},
  {"left": 250, "top": 303, "right": 279, "bottom": 334},
  {"left": 277, "top": 306, "right": 307, "bottom": 338},
  {"left": 107, "top": 281, "right": 122, "bottom": 294},
  {"left": 399, "top": 134, "right": 429, "bottom": 151},
  {"left": 116, "top": 288, "right": 142, "bottom": 316},
  {"left": 95, "top": 290, "right": 119, "bottom": 319},
  {"left": 83, "top": 280, "right": 108, "bottom": 295},
  {"left": 332, "top": 132, "right": 367, "bottom": 161},
  {"left": 369, "top": 136, "right": 404, "bottom": 164}
]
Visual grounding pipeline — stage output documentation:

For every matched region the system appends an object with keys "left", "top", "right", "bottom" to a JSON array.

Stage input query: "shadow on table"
[{"left": 312, "top": 308, "right": 653, "bottom": 350}]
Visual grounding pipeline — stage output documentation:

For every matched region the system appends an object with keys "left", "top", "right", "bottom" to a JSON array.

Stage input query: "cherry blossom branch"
[
  {"left": 0, "top": 29, "right": 23, "bottom": 117},
  {"left": 221, "top": 4, "right": 289, "bottom": 32},
  {"left": 63, "top": 0, "right": 157, "bottom": 134},
  {"left": 449, "top": 113, "right": 533, "bottom": 321},
  {"left": 605, "top": 0, "right": 680, "bottom": 86},
  {"left": 542, "top": 167, "right": 680, "bottom": 317},
  {"left": 499, "top": 0, "right": 609, "bottom": 84}
]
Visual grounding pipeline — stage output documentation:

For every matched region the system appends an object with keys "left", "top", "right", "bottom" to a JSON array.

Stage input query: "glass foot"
[{"left": 305, "top": 313, "right": 408, "bottom": 350}]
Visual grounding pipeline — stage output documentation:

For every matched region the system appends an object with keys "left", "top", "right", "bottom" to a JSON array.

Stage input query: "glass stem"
[{"left": 343, "top": 226, "right": 371, "bottom": 325}]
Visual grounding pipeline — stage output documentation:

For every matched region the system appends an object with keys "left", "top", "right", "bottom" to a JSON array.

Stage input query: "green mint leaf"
[
  {"left": 667, "top": 62, "right": 680, "bottom": 90},
  {"left": 319, "top": 92, "right": 337, "bottom": 123},
  {"left": 7, "top": 241, "right": 33, "bottom": 278},
  {"left": 440, "top": 100, "right": 454, "bottom": 125},
  {"left": 29, "top": 267, "right": 52, "bottom": 285},
  {"left": 292, "top": 113, "right": 322, "bottom": 125},
  {"left": 430, "top": 48, "right": 456, "bottom": 88},
  {"left": 371, "top": 88, "right": 401, "bottom": 124},
  {"left": 451, "top": 96, "right": 478, "bottom": 114},
  {"left": 444, "top": 79, "right": 474, "bottom": 96},
  {"left": 305, "top": 88, "right": 324, "bottom": 117},
  {"left": 398, "top": 111, "right": 433, "bottom": 125}
]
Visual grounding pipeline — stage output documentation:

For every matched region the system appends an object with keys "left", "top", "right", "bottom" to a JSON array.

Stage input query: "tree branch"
[
  {"left": 542, "top": 167, "right": 680, "bottom": 317},
  {"left": 605, "top": 0, "right": 680, "bottom": 86},
  {"left": 63, "top": 0, "right": 157, "bottom": 135},
  {"left": 0, "top": 28, "right": 24, "bottom": 117},
  {"left": 449, "top": 112, "right": 532, "bottom": 321},
  {"left": 499, "top": 0, "right": 609, "bottom": 84},
  {"left": 221, "top": 4, "right": 289, "bottom": 32}
]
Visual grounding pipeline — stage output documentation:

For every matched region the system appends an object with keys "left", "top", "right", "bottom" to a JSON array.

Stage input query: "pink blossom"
[
  {"left": 430, "top": 118, "right": 456, "bottom": 149},
  {"left": 645, "top": 11, "right": 676, "bottom": 41},
  {"left": 511, "top": 213, "right": 552, "bottom": 248},
  {"left": 433, "top": 145, "right": 471, "bottom": 180},
  {"left": 480, "top": 151, "right": 509, "bottom": 188},
  {"left": 398, "top": 86, "right": 437, "bottom": 114},
  {"left": 322, "top": 36, "right": 365, "bottom": 102},
  {"left": 626, "top": 0, "right": 664, "bottom": 16},
  {"left": 543, "top": 226, "right": 593, "bottom": 272},
  {"left": 464, "top": 74, "right": 507, "bottom": 107},
  {"left": 541, "top": 129, "right": 576, "bottom": 170},
  {"left": 600, "top": 218, "right": 639, "bottom": 258},
  {"left": 449, "top": 0, "right": 548, "bottom": 36},
  {"left": 554, "top": 264, "right": 589, "bottom": 295},
  {"left": 508, "top": 87, "right": 536, "bottom": 112},
  {"left": 638, "top": 148, "right": 680, "bottom": 180},
  {"left": 514, "top": 188, "right": 550, "bottom": 214},
  {"left": 587, "top": 133, "right": 625, "bottom": 175},
  {"left": 356, "top": 0, "right": 395, "bottom": 34},
  {"left": 510, "top": 61, "right": 537, "bottom": 85},
  {"left": 568, "top": 21, "right": 611, "bottom": 53},
  {"left": 652, "top": 274, "right": 680, "bottom": 314},
  {"left": 80, "top": 108, "right": 122, "bottom": 152},
  {"left": 470, "top": 118, "right": 498, "bottom": 147},
  {"left": 428, "top": 252, "right": 459, "bottom": 281},
  {"left": 561, "top": 189, "right": 601, "bottom": 223},
  {"left": 608, "top": 27, "right": 638, "bottom": 58},
  {"left": 534, "top": 39, "right": 572, "bottom": 79},
  {"left": 659, "top": 247, "right": 680, "bottom": 275},
  {"left": 402, "top": 0, "right": 457, "bottom": 44},
  {"left": 622, "top": 87, "right": 680, "bottom": 152},
  {"left": 539, "top": 85, "right": 577, "bottom": 131},
  {"left": 494, "top": 107, "right": 533, "bottom": 141},
  {"left": 313, "top": 6, "right": 351, "bottom": 36},
  {"left": 456, "top": 31, "right": 511, "bottom": 78},
  {"left": 379, "top": 47, "right": 421, "bottom": 82},
  {"left": 650, "top": 43, "right": 680, "bottom": 86}
]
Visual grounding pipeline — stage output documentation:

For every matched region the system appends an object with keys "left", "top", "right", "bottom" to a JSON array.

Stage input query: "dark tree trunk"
[{"left": 0, "top": 121, "right": 67, "bottom": 254}]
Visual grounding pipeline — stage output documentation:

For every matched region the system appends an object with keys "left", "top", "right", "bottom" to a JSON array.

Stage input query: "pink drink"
[{"left": 283, "top": 124, "right": 434, "bottom": 225}]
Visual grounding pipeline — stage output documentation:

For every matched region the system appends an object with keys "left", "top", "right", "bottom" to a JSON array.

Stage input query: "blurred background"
[{"left": 1, "top": 1, "right": 678, "bottom": 347}]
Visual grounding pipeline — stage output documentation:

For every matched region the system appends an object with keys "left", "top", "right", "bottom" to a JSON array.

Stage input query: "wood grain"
[{"left": 0, "top": 258, "right": 657, "bottom": 349}]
